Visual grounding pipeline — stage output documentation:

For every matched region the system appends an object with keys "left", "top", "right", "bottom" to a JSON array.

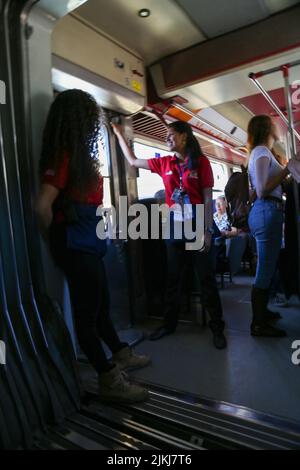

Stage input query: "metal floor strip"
[{"left": 83, "top": 378, "right": 300, "bottom": 450}]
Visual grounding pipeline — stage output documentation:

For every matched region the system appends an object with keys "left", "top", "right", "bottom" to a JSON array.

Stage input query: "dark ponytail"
[{"left": 168, "top": 120, "right": 203, "bottom": 170}]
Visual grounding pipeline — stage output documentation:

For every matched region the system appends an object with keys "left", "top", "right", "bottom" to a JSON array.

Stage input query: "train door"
[{"left": 98, "top": 117, "right": 134, "bottom": 336}]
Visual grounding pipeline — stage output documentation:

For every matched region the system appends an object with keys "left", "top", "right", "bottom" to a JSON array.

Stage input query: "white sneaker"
[{"left": 270, "top": 293, "right": 289, "bottom": 308}]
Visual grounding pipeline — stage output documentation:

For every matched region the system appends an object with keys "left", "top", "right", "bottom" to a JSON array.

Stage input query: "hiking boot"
[
  {"left": 112, "top": 346, "right": 151, "bottom": 372},
  {"left": 98, "top": 365, "right": 149, "bottom": 403},
  {"left": 149, "top": 326, "right": 176, "bottom": 341}
]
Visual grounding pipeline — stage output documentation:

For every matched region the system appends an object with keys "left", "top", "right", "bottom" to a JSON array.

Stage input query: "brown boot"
[
  {"left": 112, "top": 346, "right": 151, "bottom": 372},
  {"left": 98, "top": 365, "right": 149, "bottom": 403}
]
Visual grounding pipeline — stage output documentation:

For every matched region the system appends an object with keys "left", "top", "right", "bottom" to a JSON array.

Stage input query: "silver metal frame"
[
  {"left": 171, "top": 102, "right": 245, "bottom": 147},
  {"left": 249, "top": 61, "right": 300, "bottom": 297}
]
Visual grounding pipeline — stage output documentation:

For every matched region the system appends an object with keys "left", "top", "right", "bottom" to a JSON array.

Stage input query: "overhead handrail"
[
  {"left": 171, "top": 102, "right": 245, "bottom": 147},
  {"left": 249, "top": 62, "right": 300, "bottom": 144}
]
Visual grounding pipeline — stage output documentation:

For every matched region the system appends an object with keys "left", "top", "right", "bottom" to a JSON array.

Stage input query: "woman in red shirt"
[
  {"left": 35, "top": 89, "right": 149, "bottom": 403},
  {"left": 112, "top": 120, "right": 226, "bottom": 349}
]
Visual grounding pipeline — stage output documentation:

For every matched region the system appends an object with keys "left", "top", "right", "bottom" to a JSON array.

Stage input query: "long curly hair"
[
  {"left": 168, "top": 121, "right": 204, "bottom": 170},
  {"left": 40, "top": 89, "right": 102, "bottom": 194}
]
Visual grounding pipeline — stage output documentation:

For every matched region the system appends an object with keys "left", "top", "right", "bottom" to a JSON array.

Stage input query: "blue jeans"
[{"left": 248, "top": 199, "right": 283, "bottom": 290}]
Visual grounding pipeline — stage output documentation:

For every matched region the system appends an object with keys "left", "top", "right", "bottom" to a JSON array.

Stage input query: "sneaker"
[
  {"left": 269, "top": 293, "right": 289, "bottom": 308},
  {"left": 98, "top": 365, "right": 149, "bottom": 403},
  {"left": 112, "top": 346, "right": 151, "bottom": 372}
]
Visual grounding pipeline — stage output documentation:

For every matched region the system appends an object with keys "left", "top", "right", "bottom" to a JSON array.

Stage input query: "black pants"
[
  {"left": 50, "top": 225, "right": 125, "bottom": 375},
  {"left": 163, "top": 241, "right": 224, "bottom": 331}
]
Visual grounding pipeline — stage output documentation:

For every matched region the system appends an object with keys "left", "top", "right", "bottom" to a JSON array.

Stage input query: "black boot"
[
  {"left": 251, "top": 286, "right": 286, "bottom": 337},
  {"left": 209, "top": 320, "right": 227, "bottom": 349}
]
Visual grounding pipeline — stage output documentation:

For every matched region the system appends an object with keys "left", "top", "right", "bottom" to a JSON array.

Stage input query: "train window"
[
  {"left": 133, "top": 141, "right": 168, "bottom": 199},
  {"left": 210, "top": 161, "right": 227, "bottom": 199},
  {"left": 99, "top": 124, "right": 112, "bottom": 208}
]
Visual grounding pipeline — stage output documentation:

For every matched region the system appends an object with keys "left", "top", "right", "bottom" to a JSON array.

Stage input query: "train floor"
[{"left": 129, "top": 274, "right": 300, "bottom": 424}]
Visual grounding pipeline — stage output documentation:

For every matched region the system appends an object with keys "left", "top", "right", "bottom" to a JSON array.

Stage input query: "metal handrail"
[
  {"left": 249, "top": 70, "right": 300, "bottom": 143},
  {"left": 171, "top": 102, "right": 245, "bottom": 146}
]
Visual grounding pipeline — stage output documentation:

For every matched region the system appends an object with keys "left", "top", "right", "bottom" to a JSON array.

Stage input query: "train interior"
[{"left": 1, "top": 0, "right": 300, "bottom": 450}]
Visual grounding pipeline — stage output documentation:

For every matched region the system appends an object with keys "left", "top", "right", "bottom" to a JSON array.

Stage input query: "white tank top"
[{"left": 248, "top": 145, "right": 283, "bottom": 199}]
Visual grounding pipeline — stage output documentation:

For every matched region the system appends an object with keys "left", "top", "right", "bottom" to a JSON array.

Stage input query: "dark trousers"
[
  {"left": 50, "top": 225, "right": 125, "bottom": 375},
  {"left": 163, "top": 241, "right": 224, "bottom": 331}
]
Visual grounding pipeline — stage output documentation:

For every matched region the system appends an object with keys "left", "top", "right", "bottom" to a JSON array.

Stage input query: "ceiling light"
[{"left": 138, "top": 8, "right": 151, "bottom": 18}]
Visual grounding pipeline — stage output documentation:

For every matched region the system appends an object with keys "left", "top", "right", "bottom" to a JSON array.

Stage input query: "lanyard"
[{"left": 177, "top": 160, "right": 185, "bottom": 191}]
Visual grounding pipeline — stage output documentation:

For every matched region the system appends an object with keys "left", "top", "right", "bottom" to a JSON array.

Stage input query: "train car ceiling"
[
  {"left": 52, "top": 15, "right": 146, "bottom": 114},
  {"left": 72, "top": 0, "right": 299, "bottom": 65},
  {"left": 150, "top": 4, "right": 300, "bottom": 94},
  {"left": 71, "top": 0, "right": 205, "bottom": 65},
  {"left": 52, "top": 1, "right": 300, "bottom": 158},
  {"left": 175, "top": 0, "right": 300, "bottom": 37},
  {"left": 147, "top": 3, "right": 300, "bottom": 145}
]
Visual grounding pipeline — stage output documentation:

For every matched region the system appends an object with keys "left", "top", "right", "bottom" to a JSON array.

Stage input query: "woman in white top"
[{"left": 248, "top": 115, "right": 290, "bottom": 337}]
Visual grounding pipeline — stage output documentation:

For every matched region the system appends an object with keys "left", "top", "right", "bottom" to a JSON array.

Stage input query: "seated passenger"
[
  {"left": 154, "top": 189, "right": 166, "bottom": 204},
  {"left": 214, "top": 195, "right": 241, "bottom": 235},
  {"left": 213, "top": 196, "right": 248, "bottom": 275}
]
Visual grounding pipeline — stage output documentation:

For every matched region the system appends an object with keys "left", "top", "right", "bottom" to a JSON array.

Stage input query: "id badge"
[
  {"left": 173, "top": 195, "right": 193, "bottom": 222},
  {"left": 182, "top": 194, "right": 193, "bottom": 221},
  {"left": 171, "top": 187, "right": 184, "bottom": 222},
  {"left": 171, "top": 187, "right": 183, "bottom": 204},
  {"left": 173, "top": 204, "right": 184, "bottom": 222}
]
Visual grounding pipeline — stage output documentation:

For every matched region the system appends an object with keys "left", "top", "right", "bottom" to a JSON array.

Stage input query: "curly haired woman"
[{"left": 35, "top": 89, "right": 149, "bottom": 403}]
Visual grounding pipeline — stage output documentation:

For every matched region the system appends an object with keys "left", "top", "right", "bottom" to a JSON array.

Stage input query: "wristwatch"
[{"left": 205, "top": 227, "right": 214, "bottom": 234}]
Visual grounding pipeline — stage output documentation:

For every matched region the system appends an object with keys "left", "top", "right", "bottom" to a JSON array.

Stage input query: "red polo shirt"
[
  {"left": 42, "top": 152, "right": 103, "bottom": 205},
  {"left": 148, "top": 155, "right": 214, "bottom": 206}
]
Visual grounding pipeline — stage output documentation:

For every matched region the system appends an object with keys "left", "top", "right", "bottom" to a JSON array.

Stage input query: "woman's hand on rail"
[{"left": 111, "top": 122, "right": 123, "bottom": 136}]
